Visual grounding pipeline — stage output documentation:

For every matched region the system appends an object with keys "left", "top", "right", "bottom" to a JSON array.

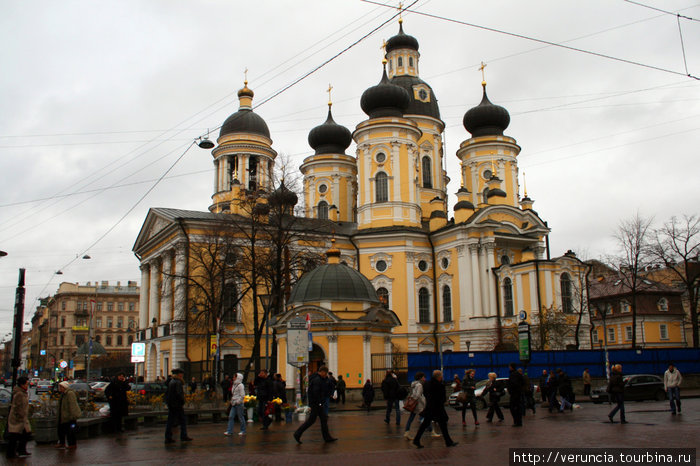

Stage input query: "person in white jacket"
[
  {"left": 663, "top": 363, "right": 683, "bottom": 415},
  {"left": 225, "top": 373, "right": 247, "bottom": 435}
]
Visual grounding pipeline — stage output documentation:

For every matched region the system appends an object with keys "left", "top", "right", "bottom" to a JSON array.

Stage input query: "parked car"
[
  {"left": 590, "top": 374, "right": 666, "bottom": 403},
  {"left": 0, "top": 387, "right": 11, "bottom": 403},
  {"left": 29, "top": 377, "right": 40, "bottom": 388},
  {"left": 129, "top": 382, "right": 167, "bottom": 399},
  {"left": 90, "top": 381, "right": 110, "bottom": 400},
  {"left": 449, "top": 378, "right": 539, "bottom": 410},
  {"left": 69, "top": 382, "right": 96, "bottom": 402},
  {"left": 35, "top": 380, "right": 53, "bottom": 394}
]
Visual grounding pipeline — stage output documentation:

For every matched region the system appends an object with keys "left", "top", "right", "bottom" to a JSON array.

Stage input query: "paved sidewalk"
[{"left": 12, "top": 398, "right": 700, "bottom": 465}]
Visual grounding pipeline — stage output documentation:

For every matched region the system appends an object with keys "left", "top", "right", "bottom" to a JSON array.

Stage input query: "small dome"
[
  {"left": 486, "top": 188, "right": 507, "bottom": 198},
  {"left": 220, "top": 82, "right": 270, "bottom": 139},
  {"left": 385, "top": 22, "right": 419, "bottom": 53},
  {"left": 390, "top": 75, "right": 440, "bottom": 119},
  {"left": 308, "top": 107, "right": 352, "bottom": 155},
  {"left": 454, "top": 200, "right": 475, "bottom": 210},
  {"left": 268, "top": 181, "right": 298, "bottom": 208},
  {"left": 360, "top": 66, "right": 411, "bottom": 119},
  {"left": 288, "top": 263, "right": 380, "bottom": 305},
  {"left": 463, "top": 84, "right": 510, "bottom": 137}
]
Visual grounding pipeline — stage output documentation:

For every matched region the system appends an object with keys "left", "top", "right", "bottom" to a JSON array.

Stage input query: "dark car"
[
  {"left": 69, "top": 382, "right": 96, "bottom": 402},
  {"left": 129, "top": 382, "right": 167, "bottom": 398},
  {"left": 590, "top": 374, "right": 666, "bottom": 403}
]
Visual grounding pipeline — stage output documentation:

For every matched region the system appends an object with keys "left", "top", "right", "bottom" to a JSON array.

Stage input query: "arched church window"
[
  {"left": 501, "top": 255, "right": 510, "bottom": 265},
  {"left": 248, "top": 156, "right": 258, "bottom": 191},
  {"left": 377, "top": 287, "right": 389, "bottom": 309},
  {"left": 422, "top": 156, "right": 432, "bottom": 188},
  {"left": 561, "top": 273, "right": 573, "bottom": 313},
  {"left": 375, "top": 172, "right": 388, "bottom": 202},
  {"left": 318, "top": 201, "right": 329, "bottom": 220},
  {"left": 442, "top": 285, "right": 452, "bottom": 322},
  {"left": 418, "top": 287, "right": 430, "bottom": 323},
  {"left": 398, "top": 56, "right": 403, "bottom": 67},
  {"left": 503, "top": 278, "right": 514, "bottom": 317},
  {"left": 409, "top": 56, "right": 414, "bottom": 67},
  {"left": 222, "top": 282, "right": 239, "bottom": 323}
]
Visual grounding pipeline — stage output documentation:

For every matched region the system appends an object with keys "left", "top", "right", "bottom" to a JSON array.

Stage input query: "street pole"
[
  {"left": 86, "top": 299, "right": 95, "bottom": 382},
  {"left": 11, "top": 269, "right": 26, "bottom": 391}
]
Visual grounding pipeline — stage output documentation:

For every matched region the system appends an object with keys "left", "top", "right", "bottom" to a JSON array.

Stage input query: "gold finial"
[
  {"left": 244, "top": 67, "right": 248, "bottom": 86},
  {"left": 491, "top": 158, "right": 496, "bottom": 177},
  {"left": 479, "top": 61, "right": 487, "bottom": 86},
  {"left": 381, "top": 39, "right": 387, "bottom": 51},
  {"left": 523, "top": 171, "right": 528, "bottom": 197},
  {"left": 327, "top": 83, "right": 333, "bottom": 107},
  {"left": 398, "top": 2, "right": 404, "bottom": 23}
]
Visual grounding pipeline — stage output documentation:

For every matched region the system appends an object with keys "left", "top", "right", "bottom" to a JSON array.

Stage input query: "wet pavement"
[{"left": 11, "top": 398, "right": 700, "bottom": 465}]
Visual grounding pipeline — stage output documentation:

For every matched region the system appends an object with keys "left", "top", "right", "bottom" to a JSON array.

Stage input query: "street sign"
[
  {"left": 40, "top": 349, "right": 46, "bottom": 356},
  {"left": 59, "top": 360, "right": 68, "bottom": 369},
  {"left": 210, "top": 335, "right": 218, "bottom": 356},
  {"left": 131, "top": 342, "right": 146, "bottom": 363},
  {"left": 519, "top": 310, "right": 527, "bottom": 321},
  {"left": 287, "top": 317, "right": 309, "bottom": 366},
  {"left": 518, "top": 320, "right": 531, "bottom": 362}
]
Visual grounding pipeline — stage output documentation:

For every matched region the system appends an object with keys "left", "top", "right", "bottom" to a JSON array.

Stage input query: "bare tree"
[
  {"left": 532, "top": 305, "right": 570, "bottom": 350},
  {"left": 651, "top": 215, "right": 700, "bottom": 347},
  {"left": 606, "top": 213, "right": 654, "bottom": 348}
]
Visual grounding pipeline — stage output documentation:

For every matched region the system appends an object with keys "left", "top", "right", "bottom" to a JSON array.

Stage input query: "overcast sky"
[{"left": 1, "top": 0, "right": 699, "bottom": 338}]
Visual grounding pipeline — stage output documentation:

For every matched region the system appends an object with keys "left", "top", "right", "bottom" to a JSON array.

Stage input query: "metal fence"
[{"left": 370, "top": 352, "right": 408, "bottom": 385}]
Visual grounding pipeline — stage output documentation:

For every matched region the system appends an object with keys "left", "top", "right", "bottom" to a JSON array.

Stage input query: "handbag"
[
  {"left": 456, "top": 392, "right": 468, "bottom": 404},
  {"left": 403, "top": 396, "right": 418, "bottom": 412}
]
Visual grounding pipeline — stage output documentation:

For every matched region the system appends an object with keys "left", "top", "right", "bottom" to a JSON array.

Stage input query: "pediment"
[{"left": 133, "top": 209, "right": 176, "bottom": 253}]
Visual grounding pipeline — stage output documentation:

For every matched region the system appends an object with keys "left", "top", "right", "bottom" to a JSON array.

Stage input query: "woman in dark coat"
[
  {"left": 106, "top": 372, "right": 130, "bottom": 432},
  {"left": 412, "top": 370, "right": 458, "bottom": 449},
  {"left": 460, "top": 369, "right": 479, "bottom": 426},
  {"left": 607, "top": 364, "right": 627, "bottom": 423},
  {"left": 361, "top": 379, "right": 375, "bottom": 412},
  {"left": 484, "top": 372, "right": 505, "bottom": 422}
]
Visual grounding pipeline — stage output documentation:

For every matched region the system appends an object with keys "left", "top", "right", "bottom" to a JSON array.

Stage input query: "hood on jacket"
[{"left": 233, "top": 373, "right": 244, "bottom": 385}]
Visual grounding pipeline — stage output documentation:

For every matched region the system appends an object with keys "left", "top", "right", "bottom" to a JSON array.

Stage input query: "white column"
[
  {"left": 384, "top": 337, "right": 392, "bottom": 358},
  {"left": 486, "top": 243, "right": 497, "bottom": 317},
  {"left": 139, "top": 264, "right": 150, "bottom": 330},
  {"left": 391, "top": 142, "right": 401, "bottom": 202},
  {"left": 174, "top": 246, "right": 186, "bottom": 321},
  {"left": 406, "top": 252, "right": 416, "bottom": 329},
  {"left": 328, "top": 335, "right": 338, "bottom": 375},
  {"left": 469, "top": 244, "right": 481, "bottom": 318},
  {"left": 149, "top": 258, "right": 161, "bottom": 326},
  {"left": 363, "top": 335, "right": 371, "bottom": 384},
  {"left": 479, "top": 246, "right": 489, "bottom": 317},
  {"left": 161, "top": 251, "right": 173, "bottom": 324},
  {"left": 457, "top": 245, "right": 470, "bottom": 327},
  {"left": 241, "top": 154, "right": 249, "bottom": 188}
]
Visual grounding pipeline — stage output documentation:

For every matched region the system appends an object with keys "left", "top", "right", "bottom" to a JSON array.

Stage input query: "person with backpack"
[{"left": 381, "top": 370, "right": 401, "bottom": 425}]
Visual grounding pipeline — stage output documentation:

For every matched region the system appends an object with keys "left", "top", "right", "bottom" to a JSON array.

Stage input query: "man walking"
[
  {"left": 412, "top": 370, "right": 457, "bottom": 449},
  {"left": 607, "top": 364, "right": 627, "bottom": 424},
  {"left": 165, "top": 368, "right": 192, "bottom": 443},
  {"left": 539, "top": 369, "right": 549, "bottom": 404},
  {"left": 254, "top": 369, "right": 274, "bottom": 430},
  {"left": 381, "top": 370, "right": 401, "bottom": 425},
  {"left": 556, "top": 368, "right": 573, "bottom": 412},
  {"left": 105, "top": 372, "right": 130, "bottom": 432},
  {"left": 293, "top": 366, "right": 337, "bottom": 444},
  {"left": 507, "top": 363, "right": 524, "bottom": 426},
  {"left": 664, "top": 363, "right": 683, "bottom": 415}
]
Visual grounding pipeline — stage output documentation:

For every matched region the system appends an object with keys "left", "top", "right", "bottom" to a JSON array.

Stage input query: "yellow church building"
[{"left": 133, "top": 20, "right": 590, "bottom": 388}]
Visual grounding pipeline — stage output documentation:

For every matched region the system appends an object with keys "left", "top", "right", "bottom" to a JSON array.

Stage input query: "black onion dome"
[
  {"left": 288, "top": 263, "right": 380, "bottom": 305},
  {"left": 268, "top": 181, "right": 298, "bottom": 208},
  {"left": 463, "top": 84, "right": 510, "bottom": 137},
  {"left": 361, "top": 67, "right": 411, "bottom": 118},
  {"left": 486, "top": 188, "right": 507, "bottom": 198},
  {"left": 390, "top": 75, "right": 440, "bottom": 119},
  {"left": 385, "top": 23, "right": 419, "bottom": 53},
  {"left": 308, "top": 107, "right": 352, "bottom": 155},
  {"left": 454, "top": 200, "right": 475, "bottom": 210},
  {"left": 219, "top": 109, "right": 270, "bottom": 139}
]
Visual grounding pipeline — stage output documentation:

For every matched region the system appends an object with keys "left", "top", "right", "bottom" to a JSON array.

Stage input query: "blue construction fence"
[{"left": 407, "top": 348, "right": 700, "bottom": 382}]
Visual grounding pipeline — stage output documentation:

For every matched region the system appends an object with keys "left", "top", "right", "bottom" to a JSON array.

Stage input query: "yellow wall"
[{"left": 338, "top": 336, "right": 364, "bottom": 388}]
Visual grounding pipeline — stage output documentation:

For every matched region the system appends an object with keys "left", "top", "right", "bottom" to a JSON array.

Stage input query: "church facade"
[{"left": 133, "top": 20, "right": 590, "bottom": 388}]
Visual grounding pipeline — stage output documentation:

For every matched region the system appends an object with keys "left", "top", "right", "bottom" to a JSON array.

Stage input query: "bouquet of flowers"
[
  {"left": 271, "top": 397, "right": 283, "bottom": 405},
  {"left": 243, "top": 395, "right": 257, "bottom": 408}
]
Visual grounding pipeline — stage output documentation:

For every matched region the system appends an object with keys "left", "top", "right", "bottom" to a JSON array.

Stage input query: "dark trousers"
[
  {"left": 584, "top": 384, "right": 591, "bottom": 396},
  {"left": 385, "top": 398, "right": 400, "bottom": 424},
  {"left": 461, "top": 401, "right": 478, "bottom": 423},
  {"left": 258, "top": 401, "right": 272, "bottom": 428},
  {"left": 165, "top": 407, "right": 188, "bottom": 440},
  {"left": 58, "top": 421, "right": 77, "bottom": 446},
  {"left": 414, "top": 414, "right": 453, "bottom": 446},
  {"left": 294, "top": 403, "right": 332, "bottom": 441},
  {"left": 487, "top": 400, "right": 504, "bottom": 421},
  {"left": 608, "top": 393, "right": 625, "bottom": 421},
  {"left": 668, "top": 387, "right": 681, "bottom": 413},
  {"left": 110, "top": 404, "right": 124, "bottom": 431},
  {"left": 337, "top": 390, "right": 345, "bottom": 404},
  {"left": 510, "top": 397, "right": 523, "bottom": 425},
  {"left": 5, "top": 430, "right": 29, "bottom": 457}
]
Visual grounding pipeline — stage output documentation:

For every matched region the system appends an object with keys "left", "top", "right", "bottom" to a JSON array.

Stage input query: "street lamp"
[
  {"left": 259, "top": 293, "right": 272, "bottom": 372},
  {"left": 0, "top": 250, "right": 7, "bottom": 258}
]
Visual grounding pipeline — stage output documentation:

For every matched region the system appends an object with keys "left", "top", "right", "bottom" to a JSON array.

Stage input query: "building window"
[
  {"left": 129, "top": 302, "right": 135, "bottom": 311},
  {"left": 409, "top": 56, "right": 414, "bottom": 67},
  {"left": 106, "top": 336, "right": 112, "bottom": 346},
  {"left": 561, "top": 273, "right": 573, "bottom": 313},
  {"left": 118, "top": 302, "right": 124, "bottom": 311},
  {"left": 501, "top": 255, "right": 510, "bottom": 265},
  {"left": 418, "top": 260, "right": 428, "bottom": 272},
  {"left": 606, "top": 303, "right": 613, "bottom": 316},
  {"left": 117, "top": 317, "right": 123, "bottom": 328},
  {"left": 377, "top": 287, "right": 389, "bottom": 309},
  {"left": 398, "top": 56, "right": 403, "bottom": 67},
  {"left": 107, "top": 302, "right": 114, "bottom": 311},
  {"left": 97, "top": 302, "right": 103, "bottom": 311},
  {"left": 61, "top": 317, "right": 66, "bottom": 328},
  {"left": 621, "top": 301, "right": 631, "bottom": 313},
  {"left": 422, "top": 156, "right": 432, "bottom": 188},
  {"left": 76, "top": 336, "right": 85, "bottom": 346},
  {"left": 658, "top": 298, "right": 669, "bottom": 312},
  {"left": 317, "top": 201, "right": 329, "bottom": 220},
  {"left": 592, "top": 330, "right": 599, "bottom": 344},
  {"left": 418, "top": 287, "right": 430, "bottom": 323},
  {"left": 441, "top": 257, "right": 449, "bottom": 269},
  {"left": 660, "top": 324, "right": 669, "bottom": 340},
  {"left": 96, "top": 318, "right": 102, "bottom": 328},
  {"left": 128, "top": 318, "right": 135, "bottom": 329},
  {"left": 318, "top": 183, "right": 328, "bottom": 193},
  {"left": 375, "top": 152, "right": 386, "bottom": 163},
  {"left": 442, "top": 285, "right": 452, "bottom": 322},
  {"left": 95, "top": 335, "right": 101, "bottom": 343},
  {"left": 117, "top": 335, "right": 123, "bottom": 346},
  {"left": 76, "top": 301, "right": 82, "bottom": 311},
  {"left": 375, "top": 172, "right": 388, "bottom": 202},
  {"left": 625, "top": 326, "right": 632, "bottom": 341},
  {"left": 222, "top": 283, "right": 239, "bottom": 323},
  {"left": 107, "top": 318, "right": 113, "bottom": 328},
  {"left": 61, "top": 301, "right": 66, "bottom": 310},
  {"left": 607, "top": 327, "right": 616, "bottom": 342},
  {"left": 375, "top": 260, "right": 387, "bottom": 272},
  {"left": 503, "top": 278, "right": 514, "bottom": 317},
  {"left": 83, "top": 302, "right": 88, "bottom": 310},
  {"left": 128, "top": 335, "right": 134, "bottom": 345},
  {"left": 59, "top": 334, "right": 65, "bottom": 345}
]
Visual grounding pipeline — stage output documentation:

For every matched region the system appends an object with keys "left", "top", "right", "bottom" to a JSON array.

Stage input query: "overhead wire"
[{"left": 622, "top": 0, "right": 700, "bottom": 22}]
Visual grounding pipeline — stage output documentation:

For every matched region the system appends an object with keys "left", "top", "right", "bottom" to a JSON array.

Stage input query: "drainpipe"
[
  {"left": 427, "top": 234, "right": 442, "bottom": 372},
  {"left": 349, "top": 235, "right": 361, "bottom": 271},
  {"left": 544, "top": 222, "right": 551, "bottom": 260},
  {"left": 177, "top": 219, "right": 192, "bottom": 364}
]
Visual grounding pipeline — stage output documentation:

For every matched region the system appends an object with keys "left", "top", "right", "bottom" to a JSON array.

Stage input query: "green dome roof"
[{"left": 288, "top": 263, "right": 380, "bottom": 305}]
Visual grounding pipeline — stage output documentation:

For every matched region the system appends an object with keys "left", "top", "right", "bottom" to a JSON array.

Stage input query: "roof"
[{"left": 288, "top": 263, "right": 380, "bottom": 305}]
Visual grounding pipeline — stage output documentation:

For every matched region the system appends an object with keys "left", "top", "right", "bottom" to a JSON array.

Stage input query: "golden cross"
[
  {"left": 398, "top": 1, "right": 403, "bottom": 22},
  {"left": 381, "top": 39, "right": 387, "bottom": 51},
  {"left": 327, "top": 83, "right": 333, "bottom": 106},
  {"left": 479, "top": 61, "right": 487, "bottom": 83},
  {"left": 244, "top": 67, "right": 248, "bottom": 85}
]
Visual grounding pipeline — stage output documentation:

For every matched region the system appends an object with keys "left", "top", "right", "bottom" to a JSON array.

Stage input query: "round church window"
[
  {"left": 418, "top": 260, "right": 428, "bottom": 272},
  {"left": 376, "top": 260, "right": 387, "bottom": 272},
  {"left": 483, "top": 169, "right": 492, "bottom": 180},
  {"left": 318, "top": 184, "right": 327, "bottom": 193},
  {"left": 441, "top": 257, "right": 449, "bottom": 269},
  {"left": 376, "top": 152, "right": 386, "bottom": 163}
]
